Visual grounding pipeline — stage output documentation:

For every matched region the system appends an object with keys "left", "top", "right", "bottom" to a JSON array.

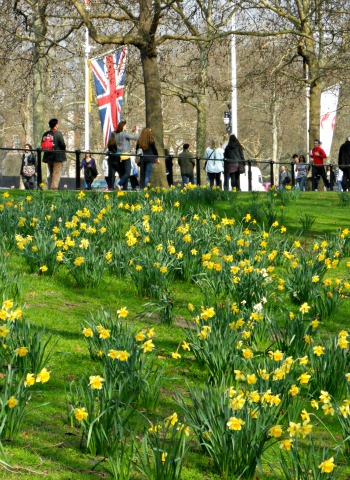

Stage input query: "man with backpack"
[{"left": 42, "top": 118, "right": 67, "bottom": 190}]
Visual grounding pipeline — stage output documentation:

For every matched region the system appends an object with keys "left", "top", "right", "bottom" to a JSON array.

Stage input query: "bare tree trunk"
[
  {"left": 196, "top": 95, "right": 207, "bottom": 159},
  {"left": 140, "top": 48, "right": 167, "bottom": 186},
  {"left": 271, "top": 94, "right": 281, "bottom": 185},
  {"left": 32, "top": 3, "right": 48, "bottom": 147},
  {"left": 309, "top": 75, "right": 322, "bottom": 145}
]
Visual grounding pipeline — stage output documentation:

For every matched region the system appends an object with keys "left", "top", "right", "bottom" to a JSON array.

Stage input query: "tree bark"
[
  {"left": 196, "top": 95, "right": 207, "bottom": 159},
  {"left": 140, "top": 48, "right": 167, "bottom": 186},
  {"left": 271, "top": 91, "right": 281, "bottom": 185},
  {"left": 308, "top": 66, "right": 322, "bottom": 146},
  {"left": 32, "top": 2, "right": 48, "bottom": 147}
]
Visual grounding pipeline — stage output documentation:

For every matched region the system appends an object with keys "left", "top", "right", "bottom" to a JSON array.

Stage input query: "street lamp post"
[
  {"left": 84, "top": 0, "right": 91, "bottom": 151},
  {"left": 223, "top": 103, "right": 232, "bottom": 134}
]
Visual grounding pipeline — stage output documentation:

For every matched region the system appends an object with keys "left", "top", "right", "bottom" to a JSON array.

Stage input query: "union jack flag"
[{"left": 90, "top": 47, "right": 127, "bottom": 146}]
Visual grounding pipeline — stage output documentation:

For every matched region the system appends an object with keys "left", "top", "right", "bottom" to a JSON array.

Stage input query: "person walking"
[
  {"left": 205, "top": 140, "right": 224, "bottom": 189},
  {"left": 80, "top": 151, "right": 98, "bottom": 190},
  {"left": 42, "top": 118, "right": 66, "bottom": 190},
  {"left": 338, "top": 134, "right": 350, "bottom": 191},
  {"left": 136, "top": 127, "right": 160, "bottom": 187},
  {"left": 279, "top": 165, "right": 291, "bottom": 190},
  {"left": 20, "top": 144, "right": 37, "bottom": 190},
  {"left": 129, "top": 156, "right": 140, "bottom": 190},
  {"left": 107, "top": 121, "right": 139, "bottom": 191},
  {"left": 295, "top": 154, "right": 308, "bottom": 191},
  {"left": 310, "top": 139, "right": 329, "bottom": 190},
  {"left": 178, "top": 143, "right": 195, "bottom": 186},
  {"left": 224, "top": 134, "right": 245, "bottom": 191}
]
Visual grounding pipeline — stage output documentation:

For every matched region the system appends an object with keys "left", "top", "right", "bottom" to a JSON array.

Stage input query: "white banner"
[{"left": 320, "top": 84, "right": 340, "bottom": 156}]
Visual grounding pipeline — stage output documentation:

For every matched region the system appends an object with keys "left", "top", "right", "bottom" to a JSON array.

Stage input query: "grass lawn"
[{"left": 0, "top": 187, "right": 349, "bottom": 479}]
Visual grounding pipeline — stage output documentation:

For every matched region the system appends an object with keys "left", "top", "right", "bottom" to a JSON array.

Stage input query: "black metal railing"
[{"left": 0, "top": 146, "right": 348, "bottom": 192}]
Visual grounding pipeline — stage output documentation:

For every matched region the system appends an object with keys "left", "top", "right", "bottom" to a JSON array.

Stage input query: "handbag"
[
  {"left": 120, "top": 152, "right": 130, "bottom": 161},
  {"left": 23, "top": 164, "right": 35, "bottom": 176},
  {"left": 132, "top": 167, "right": 138, "bottom": 177},
  {"left": 239, "top": 162, "right": 245, "bottom": 174}
]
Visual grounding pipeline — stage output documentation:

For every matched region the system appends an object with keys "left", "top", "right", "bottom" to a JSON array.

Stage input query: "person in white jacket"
[{"left": 205, "top": 140, "right": 224, "bottom": 189}]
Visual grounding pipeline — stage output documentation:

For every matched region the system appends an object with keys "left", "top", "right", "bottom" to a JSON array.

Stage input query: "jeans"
[
  {"left": 118, "top": 158, "right": 131, "bottom": 190},
  {"left": 296, "top": 176, "right": 306, "bottom": 191},
  {"left": 144, "top": 161, "right": 153, "bottom": 186},
  {"left": 23, "top": 175, "right": 36, "bottom": 190},
  {"left": 208, "top": 172, "right": 222, "bottom": 189},
  {"left": 224, "top": 171, "right": 240, "bottom": 190},
  {"left": 181, "top": 173, "right": 194, "bottom": 187},
  {"left": 107, "top": 153, "right": 120, "bottom": 189}
]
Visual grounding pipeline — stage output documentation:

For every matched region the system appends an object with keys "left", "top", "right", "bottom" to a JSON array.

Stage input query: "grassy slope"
[{"left": 0, "top": 190, "right": 349, "bottom": 479}]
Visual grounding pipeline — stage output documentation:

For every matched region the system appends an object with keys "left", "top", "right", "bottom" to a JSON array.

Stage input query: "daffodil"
[
  {"left": 15, "top": 346, "right": 28, "bottom": 357},
  {"left": 82, "top": 327, "right": 93, "bottom": 337},
  {"left": 36, "top": 368, "right": 50, "bottom": 383},
  {"left": 268, "top": 425, "right": 283, "bottom": 438},
  {"left": 74, "top": 407, "right": 88, "bottom": 421},
  {"left": 279, "top": 439, "right": 293, "bottom": 450},
  {"left": 318, "top": 457, "right": 335, "bottom": 473},
  {"left": 227, "top": 417, "right": 245, "bottom": 431},
  {"left": 24, "top": 373, "right": 35, "bottom": 387},
  {"left": 6, "top": 396, "right": 18, "bottom": 409},
  {"left": 89, "top": 375, "right": 105, "bottom": 389},
  {"left": 142, "top": 339, "right": 155, "bottom": 353},
  {"left": 313, "top": 345, "right": 325, "bottom": 356},
  {"left": 117, "top": 307, "right": 128, "bottom": 318}
]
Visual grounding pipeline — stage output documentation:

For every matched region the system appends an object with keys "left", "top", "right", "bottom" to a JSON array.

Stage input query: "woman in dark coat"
[
  {"left": 20, "top": 144, "right": 37, "bottom": 190},
  {"left": 224, "top": 134, "right": 245, "bottom": 191},
  {"left": 136, "top": 127, "right": 159, "bottom": 187},
  {"left": 80, "top": 151, "right": 98, "bottom": 190}
]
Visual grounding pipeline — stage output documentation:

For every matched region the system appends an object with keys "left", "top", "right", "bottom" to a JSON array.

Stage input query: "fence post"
[
  {"left": 247, "top": 159, "right": 252, "bottom": 191},
  {"left": 75, "top": 150, "right": 81, "bottom": 190},
  {"left": 311, "top": 164, "right": 317, "bottom": 191},
  {"left": 168, "top": 155, "right": 174, "bottom": 186},
  {"left": 290, "top": 162, "right": 296, "bottom": 186},
  {"left": 329, "top": 164, "right": 334, "bottom": 191},
  {"left": 139, "top": 155, "right": 145, "bottom": 189},
  {"left": 36, "top": 148, "right": 42, "bottom": 188},
  {"left": 269, "top": 160, "right": 274, "bottom": 188},
  {"left": 196, "top": 157, "right": 201, "bottom": 185}
]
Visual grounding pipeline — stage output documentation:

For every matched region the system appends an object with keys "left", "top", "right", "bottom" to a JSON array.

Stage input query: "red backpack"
[{"left": 41, "top": 132, "right": 55, "bottom": 151}]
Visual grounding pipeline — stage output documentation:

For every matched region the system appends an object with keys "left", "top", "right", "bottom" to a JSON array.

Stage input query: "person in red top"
[{"left": 310, "top": 139, "right": 329, "bottom": 190}]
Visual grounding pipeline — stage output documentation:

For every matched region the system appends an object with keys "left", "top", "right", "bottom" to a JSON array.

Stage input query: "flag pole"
[
  {"left": 231, "top": 13, "right": 238, "bottom": 136},
  {"left": 304, "top": 61, "right": 310, "bottom": 157},
  {"left": 84, "top": 1, "right": 91, "bottom": 150}
]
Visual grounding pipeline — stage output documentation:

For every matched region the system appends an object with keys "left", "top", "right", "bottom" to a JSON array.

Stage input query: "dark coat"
[
  {"left": 42, "top": 129, "right": 67, "bottom": 163},
  {"left": 137, "top": 141, "right": 158, "bottom": 164},
  {"left": 224, "top": 141, "right": 244, "bottom": 173},
  {"left": 338, "top": 140, "right": 350, "bottom": 171},
  {"left": 80, "top": 158, "right": 98, "bottom": 181}
]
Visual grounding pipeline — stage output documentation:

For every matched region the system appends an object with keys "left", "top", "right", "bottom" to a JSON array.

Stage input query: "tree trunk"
[
  {"left": 196, "top": 43, "right": 210, "bottom": 158},
  {"left": 196, "top": 95, "right": 207, "bottom": 159},
  {"left": 140, "top": 48, "right": 167, "bottom": 187},
  {"left": 32, "top": 4, "right": 48, "bottom": 147},
  {"left": 309, "top": 74, "right": 322, "bottom": 147},
  {"left": 271, "top": 93, "right": 281, "bottom": 186}
]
